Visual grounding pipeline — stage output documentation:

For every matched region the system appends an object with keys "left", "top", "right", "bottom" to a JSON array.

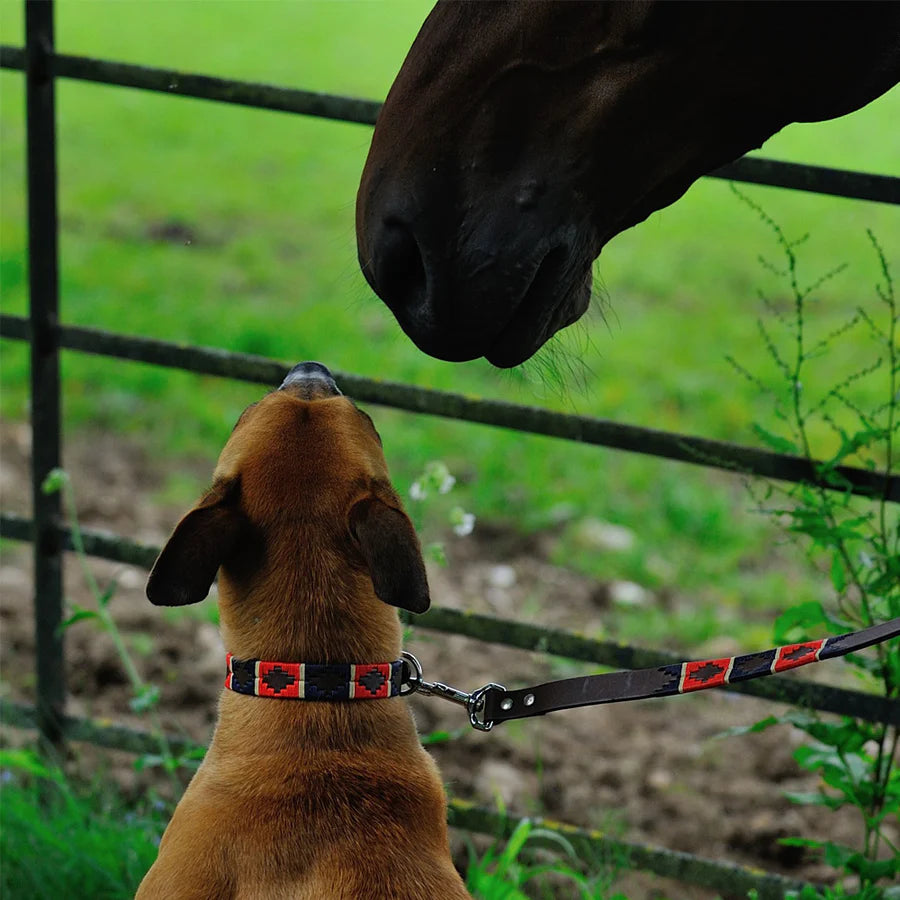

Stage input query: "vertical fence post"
[{"left": 25, "top": 0, "right": 65, "bottom": 751}]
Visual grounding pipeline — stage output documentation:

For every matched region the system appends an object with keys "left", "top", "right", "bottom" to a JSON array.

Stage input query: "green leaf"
[
  {"left": 133, "top": 754, "right": 166, "bottom": 772},
  {"left": 841, "top": 653, "right": 883, "bottom": 677},
  {"left": 425, "top": 542, "right": 447, "bottom": 566},
  {"left": 129, "top": 684, "right": 161, "bottom": 713},
  {"left": 822, "top": 841, "right": 855, "bottom": 870},
  {"left": 168, "top": 755, "right": 203, "bottom": 773},
  {"left": 97, "top": 578, "right": 118, "bottom": 610},
  {"left": 784, "top": 887, "right": 822, "bottom": 900},
  {"left": 790, "top": 719, "right": 869, "bottom": 754},
  {"left": 40, "top": 467, "right": 69, "bottom": 495},
  {"left": 868, "top": 565, "right": 900, "bottom": 595},
  {"left": 779, "top": 837, "right": 822, "bottom": 849},
  {"left": 824, "top": 428, "right": 885, "bottom": 471},
  {"left": 56, "top": 607, "right": 101, "bottom": 636},
  {"left": 773, "top": 602, "right": 828, "bottom": 642},
  {"left": 467, "top": 871, "right": 529, "bottom": 900},
  {"left": 852, "top": 854, "right": 898, "bottom": 881},
  {"left": 718, "top": 715, "right": 782, "bottom": 738},
  {"left": 420, "top": 729, "right": 467, "bottom": 746},
  {"left": 0, "top": 748, "right": 56, "bottom": 780},
  {"left": 782, "top": 791, "right": 842, "bottom": 809},
  {"left": 751, "top": 423, "right": 797, "bottom": 454},
  {"left": 520, "top": 827, "right": 578, "bottom": 859},
  {"left": 830, "top": 553, "right": 846, "bottom": 593},
  {"left": 496, "top": 820, "right": 533, "bottom": 877},
  {"left": 818, "top": 465, "right": 854, "bottom": 492}
]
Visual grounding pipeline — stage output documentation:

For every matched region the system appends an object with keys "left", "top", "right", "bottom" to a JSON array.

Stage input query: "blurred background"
[
  {"left": 1, "top": 0, "right": 898, "bottom": 656},
  {"left": 2, "top": 4, "right": 899, "bottom": 897}
]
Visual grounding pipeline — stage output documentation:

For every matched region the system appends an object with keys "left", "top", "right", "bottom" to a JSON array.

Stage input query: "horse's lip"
[
  {"left": 483, "top": 244, "right": 594, "bottom": 368},
  {"left": 484, "top": 314, "right": 552, "bottom": 368},
  {"left": 484, "top": 272, "right": 589, "bottom": 368}
]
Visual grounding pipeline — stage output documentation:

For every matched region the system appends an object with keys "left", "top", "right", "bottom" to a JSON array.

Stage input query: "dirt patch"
[{"left": 0, "top": 420, "right": 879, "bottom": 898}]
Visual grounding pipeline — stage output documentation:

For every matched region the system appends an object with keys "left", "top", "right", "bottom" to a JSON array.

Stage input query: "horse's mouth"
[{"left": 485, "top": 254, "right": 591, "bottom": 368}]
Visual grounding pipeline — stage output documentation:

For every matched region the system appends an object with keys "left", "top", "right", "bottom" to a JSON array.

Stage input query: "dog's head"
[{"left": 146, "top": 363, "right": 430, "bottom": 624}]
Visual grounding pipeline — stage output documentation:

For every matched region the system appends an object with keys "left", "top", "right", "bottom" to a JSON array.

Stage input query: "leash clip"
[{"left": 401, "top": 652, "right": 505, "bottom": 732}]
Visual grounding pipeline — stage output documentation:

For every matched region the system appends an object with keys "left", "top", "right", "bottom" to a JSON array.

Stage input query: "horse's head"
[{"left": 357, "top": 0, "right": 899, "bottom": 367}]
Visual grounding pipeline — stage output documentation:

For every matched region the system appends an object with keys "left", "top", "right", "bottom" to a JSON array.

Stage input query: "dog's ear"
[
  {"left": 349, "top": 498, "right": 431, "bottom": 614},
  {"left": 147, "top": 477, "right": 245, "bottom": 607}
]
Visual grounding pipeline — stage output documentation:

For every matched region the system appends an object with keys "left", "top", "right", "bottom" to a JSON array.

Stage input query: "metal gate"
[{"left": 1, "top": 3, "right": 898, "bottom": 896}]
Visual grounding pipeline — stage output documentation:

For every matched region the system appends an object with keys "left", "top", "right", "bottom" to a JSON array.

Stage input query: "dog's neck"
[
  {"left": 206, "top": 572, "right": 417, "bottom": 762},
  {"left": 202, "top": 539, "right": 422, "bottom": 762},
  {"left": 216, "top": 567, "right": 403, "bottom": 666}
]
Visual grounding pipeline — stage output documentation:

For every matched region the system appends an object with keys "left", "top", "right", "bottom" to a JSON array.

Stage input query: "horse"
[{"left": 356, "top": 1, "right": 900, "bottom": 368}]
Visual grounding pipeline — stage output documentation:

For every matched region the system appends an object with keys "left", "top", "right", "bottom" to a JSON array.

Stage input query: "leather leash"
[{"left": 402, "top": 616, "right": 900, "bottom": 731}]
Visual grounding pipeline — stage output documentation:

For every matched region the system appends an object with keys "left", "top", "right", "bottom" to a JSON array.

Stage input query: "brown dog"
[{"left": 136, "top": 362, "right": 471, "bottom": 900}]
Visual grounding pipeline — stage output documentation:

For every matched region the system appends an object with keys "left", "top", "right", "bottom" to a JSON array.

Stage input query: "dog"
[{"left": 136, "top": 362, "right": 471, "bottom": 900}]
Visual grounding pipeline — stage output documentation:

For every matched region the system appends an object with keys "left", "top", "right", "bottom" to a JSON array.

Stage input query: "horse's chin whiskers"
[
  {"left": 501, "top": 327, "right": 594, "bottom": 405},
  {"left": 588, "top": 262, "right": 617, "bottom": 336}
]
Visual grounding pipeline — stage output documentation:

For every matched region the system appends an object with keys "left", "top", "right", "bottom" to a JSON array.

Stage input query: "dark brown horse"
[{"left": 357, "top": 1, "right": 900, "bottom": 367}]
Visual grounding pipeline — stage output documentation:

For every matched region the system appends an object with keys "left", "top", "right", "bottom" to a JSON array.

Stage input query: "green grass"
[
  {"left": 1, "top": 1, "right": 899, "bottom": 648},
  {"left": 465, "top": 818, "right": 628, "bottom": 900},
  {"left": 1, "top": 749, "right": 625, "bottom": 900},
  {"left": 0, "top": 750, "right": 164, "bottom": 899}
]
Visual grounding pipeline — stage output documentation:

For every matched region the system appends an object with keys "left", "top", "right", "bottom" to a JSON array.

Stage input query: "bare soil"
[{"left": 0, "top": 420, "right": 884, "bottom": 899}]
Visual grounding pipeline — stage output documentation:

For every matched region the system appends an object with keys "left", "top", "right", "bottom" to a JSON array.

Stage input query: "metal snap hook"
[
  {"left": 400, "top": 652, "right": 505, "bottom": 731},
  {"left": 467, "top": 683, "right": 506, "bottom": 732}
]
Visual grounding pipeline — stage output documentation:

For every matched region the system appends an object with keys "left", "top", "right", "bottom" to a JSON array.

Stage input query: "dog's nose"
[{"left": 279, "top": 362, "right": 342, "bottom": 398}]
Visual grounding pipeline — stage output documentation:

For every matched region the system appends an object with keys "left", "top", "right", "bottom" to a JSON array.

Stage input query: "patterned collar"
[{"left": 225, "top": 653, "right": 405, "bottom": 700}]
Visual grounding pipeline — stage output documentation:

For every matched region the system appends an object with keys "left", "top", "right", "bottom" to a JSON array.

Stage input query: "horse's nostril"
[{"left": 373, "top": 220, "right": 427, "bottom": 314}]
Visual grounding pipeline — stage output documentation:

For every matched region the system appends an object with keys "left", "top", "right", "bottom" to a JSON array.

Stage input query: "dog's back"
[{"left": 136, "top": 363, "right": 470, "bottom": 899}]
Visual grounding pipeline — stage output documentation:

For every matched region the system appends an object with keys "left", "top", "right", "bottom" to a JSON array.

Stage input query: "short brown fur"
[{"left": 136, "top": 372, "right": 470, "bottom": 899}]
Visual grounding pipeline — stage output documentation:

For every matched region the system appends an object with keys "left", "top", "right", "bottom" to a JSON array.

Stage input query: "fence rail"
[
  {"left": 2, "top": 43, "right": 899, "bottom": 205},
  {"left": 3, "top": 314, "right": 897, "bottom": 502},
  {"left": 2, "top": 3, "right": 897, "bottom": 894},
  {"left": 3, "top": 509, "right": 897, "bottom": 726}
]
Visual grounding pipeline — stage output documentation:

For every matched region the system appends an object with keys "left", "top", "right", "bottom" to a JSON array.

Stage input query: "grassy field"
[
  {"left": 0, "top": 751, "right": 162, "bottom": 899},
  {"left": 1, "top": 0, "right": 899, "bottom": 647},
  {"left": 0, "top": 749, "right": 624, "bottom": 900}
]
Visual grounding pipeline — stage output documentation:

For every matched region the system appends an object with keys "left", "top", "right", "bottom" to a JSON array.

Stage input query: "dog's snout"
[{"left": 279, "top": 361, "right": 342, "bottom": 398}]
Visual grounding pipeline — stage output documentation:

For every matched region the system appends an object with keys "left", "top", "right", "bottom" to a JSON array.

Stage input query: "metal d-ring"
[{"left": 399, "top": 651, "right": 423, "bottom": 696}]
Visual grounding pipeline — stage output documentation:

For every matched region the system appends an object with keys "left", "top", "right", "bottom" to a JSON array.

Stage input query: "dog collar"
[{"left": 225, "top": 653, "right": 405, "bottom": 700}]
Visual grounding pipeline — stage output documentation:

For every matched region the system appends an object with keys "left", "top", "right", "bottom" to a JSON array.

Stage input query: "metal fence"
[{"left": 1, "top": 2, "right": 898, "bottom": 896}]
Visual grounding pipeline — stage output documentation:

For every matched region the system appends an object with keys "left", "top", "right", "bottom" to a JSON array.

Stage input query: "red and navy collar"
[{"left": 225, "top": 653, "right": 405, "bottom": 700}]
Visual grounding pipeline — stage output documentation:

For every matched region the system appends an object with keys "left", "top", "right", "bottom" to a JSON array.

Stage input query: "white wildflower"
[{"left": 450, "top": 507, "right": 475, "bottom": 537}]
